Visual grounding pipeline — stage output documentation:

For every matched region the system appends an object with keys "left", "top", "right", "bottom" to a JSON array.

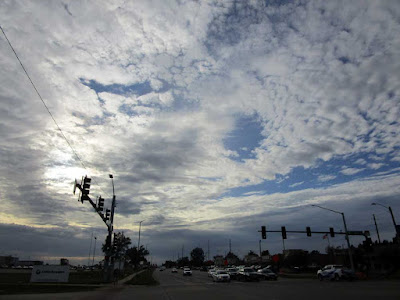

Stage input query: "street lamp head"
[{"left": 109, "top": 174, "right": 113, "bottom": 179}]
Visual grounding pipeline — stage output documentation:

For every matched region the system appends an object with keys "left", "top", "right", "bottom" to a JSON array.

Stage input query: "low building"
[{"left": 0, "top": 256, "right": 18, "bottom": 267}]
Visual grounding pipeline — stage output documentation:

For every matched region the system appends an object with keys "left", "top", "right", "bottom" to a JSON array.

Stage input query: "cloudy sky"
[{"left": 1, "top": 0, "right": 400, "bottom": 265}]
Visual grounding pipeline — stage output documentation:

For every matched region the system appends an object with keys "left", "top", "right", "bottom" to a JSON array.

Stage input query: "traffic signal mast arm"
[
  {"left": 258, "top": 228, "right": 370, "bottom": 238},
  {"left": 74, "top": 179, "right": 111, "bottom": 230}
]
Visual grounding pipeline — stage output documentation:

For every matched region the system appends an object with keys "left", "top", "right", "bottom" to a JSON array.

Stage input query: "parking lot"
[{"left": 151, "top": 269, "right": 400, "bottom": 300}]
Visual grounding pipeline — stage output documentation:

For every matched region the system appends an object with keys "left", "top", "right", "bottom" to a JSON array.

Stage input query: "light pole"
[
  {"left": 92, "top": 236, "right": 97, "bottom": 267},
  {"left": 311, "top": 204, "right": 355, "bottom": 271},
  {"left": 373, "top": 214, "right": 381, "bottom": 243},
  {"left": 371, "top": 203, "right": 398, "bottom": 238},
  {"left": 138, "top": 220, "right": 144, "bottom": 249}
]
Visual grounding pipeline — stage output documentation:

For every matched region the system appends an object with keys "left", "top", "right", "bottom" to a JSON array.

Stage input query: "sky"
[{"left": 1, "top": 0, "right": 400, "bottom": 265}]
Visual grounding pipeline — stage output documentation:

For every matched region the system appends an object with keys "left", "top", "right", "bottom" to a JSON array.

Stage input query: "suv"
[
  {"left": 183, "top": 268, "right": 192, "bottom": 276},
  {"left": 317, "top": 265, "right": 355, "bottom": 281}
]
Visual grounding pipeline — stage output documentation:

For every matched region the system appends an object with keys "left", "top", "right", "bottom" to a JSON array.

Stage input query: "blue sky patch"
[{"left": 223, "top": 114, "right": 264, "bottom": 162}]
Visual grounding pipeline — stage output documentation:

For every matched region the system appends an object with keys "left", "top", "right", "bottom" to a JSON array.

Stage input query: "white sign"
[{"left": 30, "top": 265, "right": 70, "bottom": 283}]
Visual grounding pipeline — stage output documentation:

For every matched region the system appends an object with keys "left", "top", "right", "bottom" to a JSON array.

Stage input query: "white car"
[
  {"left": 208, "top": 268, "right": 217, "bottom": 277},
  {"left": 171, "top": 268, "right": 178, "bottom": 273},
  {"left": 317, "top": 265, "right": 355, "bottom": 281},
  {"left": 183, "top": 268, "right": 192, "bottom": 276},
  {"left": 212, "top": 270, "right": 230, "bottom": 282}
]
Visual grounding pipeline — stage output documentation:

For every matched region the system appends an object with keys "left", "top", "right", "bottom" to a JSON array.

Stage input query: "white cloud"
[
  {"left": 318, "top": 175, "right": 337, "bottom": 182},
  {"left": 1, "top": 0, "right": 400, "bottom": 262},
  {"left": 340, "top": 168, "right": 365, "bottom": 176}
]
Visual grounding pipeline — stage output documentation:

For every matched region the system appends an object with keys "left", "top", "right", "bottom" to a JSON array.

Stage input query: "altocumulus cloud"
[{"left": 0, "top": 0, "right": 400, "bottom": 264}]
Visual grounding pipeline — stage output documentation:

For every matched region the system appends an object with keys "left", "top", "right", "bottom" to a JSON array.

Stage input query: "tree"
[
  {"left": 261, "top": 250, "right": 270, "bottom": 256},
  {"left": 102, "top": 232, "right": 131, "bottom": 259},
  {"left": 190, "top": 247, "right": 205, "bottom": 266},
  {"left": 247, "top": 250, "right": 259, "bottom": 257},
  {"left": 126, "top": 245, "right": 150, "bottom": 267},
  {"left": 177, "top": 256, "right": 190, "bottom": 267}
]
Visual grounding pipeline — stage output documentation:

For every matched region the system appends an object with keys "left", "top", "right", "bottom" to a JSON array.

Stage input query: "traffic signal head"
[
  {"left": 80, "top": 176, "right": 91, "bottom": 202},
  {"left": 281, "top": 226, "right": 287, "bottom": 239},
  {"left": 306, "top": 226, "right": 311, "bottom": 237},
  {"left": 261, "top": 226, "right": 267, "bottom": 239},
  {"left": 97, "top": 196, "right": 104, "bottom": 212},
  {"left": 105, "top": 209, "right": 111, "bottom": 220},
  {"left": 329, "top": 227, "right": 335, "bottom": 237}
]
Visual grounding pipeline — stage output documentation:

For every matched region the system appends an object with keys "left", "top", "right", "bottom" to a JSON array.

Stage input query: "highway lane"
[{"left": 1, "top": 269, "right": 400, "bottom": 299}]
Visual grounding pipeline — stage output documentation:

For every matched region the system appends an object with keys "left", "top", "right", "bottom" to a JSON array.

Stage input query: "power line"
[{"left": 0, "top": 25, "right": 110, "bottom": 198}]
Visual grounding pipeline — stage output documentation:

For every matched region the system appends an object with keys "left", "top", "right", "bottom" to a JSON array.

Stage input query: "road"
[{"left": 1, "top": 269, "right": 399, "bottom": 299}]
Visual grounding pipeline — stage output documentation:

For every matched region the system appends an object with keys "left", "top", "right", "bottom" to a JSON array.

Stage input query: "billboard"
[{"left": 30, "top": 265, "right": 70, "bottom": 283}]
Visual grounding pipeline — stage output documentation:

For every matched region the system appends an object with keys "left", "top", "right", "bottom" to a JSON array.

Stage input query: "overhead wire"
[{"left": 0, "top": 24, "right": 111, "bottom": 199}]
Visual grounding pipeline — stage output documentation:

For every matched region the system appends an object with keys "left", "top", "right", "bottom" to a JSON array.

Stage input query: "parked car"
[
  {"left": 159, "top": 266, "right": 166, "bottom": 271},
  {"left": 257, "top": 268, "right": 278, "bottom": 280},
  {"left": 226, "top": 267, "right": 239, "bottom": 280},
  {"left": 317, "top": 265, "right": 356, "bottom": 281},
  {"left": 208, "top": 268, "right": 217, "bottom": 277},
  {"left": 171, "top": 268, "right": 178, "bottom": 273},
  {"left": 183, "top": 268, "right": 192, "bottom": 276},
  {"left": 237, "top": 267, "right": 260, "bottom": 281},
  {"left": 212, "top": 270, "right": 231, "bottom": 282}
]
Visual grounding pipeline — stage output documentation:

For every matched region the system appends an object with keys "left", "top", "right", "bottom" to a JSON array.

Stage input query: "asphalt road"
[{"left": 1, "top": 269, "right": 400, "bottom": 299}]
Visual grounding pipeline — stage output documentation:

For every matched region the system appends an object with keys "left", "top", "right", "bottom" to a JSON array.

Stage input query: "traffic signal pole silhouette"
[{"left": 74, "top": 175, "right": 116, "bottom": 282}]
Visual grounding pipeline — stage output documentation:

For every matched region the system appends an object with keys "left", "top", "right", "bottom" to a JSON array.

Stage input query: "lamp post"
[
  {"left": 371, "top": 203, "right": 398, "bottom": 238},
  {"left": 311, "top": 204, "right": 355, "bottom": 271},
  {"left": 138, "top": 220, "right": 144, "bottom": 249},
  {"left": 104, "top": 174, "right": 116, "bottom": 281},
  {"left": 92, "top": 236, "right": 97, "bottom": 267}
]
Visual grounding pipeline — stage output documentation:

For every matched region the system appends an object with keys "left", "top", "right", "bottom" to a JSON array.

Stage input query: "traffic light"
[
  {"left": 261, "top": 226, "right": 267, "bottom": 239},
  {"left": 97, "top": 196, "right": 104, "bottom": 212},
  {"left": 81, "top": 176, "right": 91, "bottom": 202},
  {"left": 329, "top": 227, "right": 335, "bottom": 237},
  {"left": 105, "top": 209, "right": 111, "bottom": 221},
  {"left": 306, "top": 226, "right": 312, "bottom": 237},
  {"left": 281, "top": 226, "right": 287, "bottom": 239}
]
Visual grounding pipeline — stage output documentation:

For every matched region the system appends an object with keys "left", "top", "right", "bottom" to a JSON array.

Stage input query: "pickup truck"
[{"left": 317, "top": 265, "right": 355, "bottom": 281}]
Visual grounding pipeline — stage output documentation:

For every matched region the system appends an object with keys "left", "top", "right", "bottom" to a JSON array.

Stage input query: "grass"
[
  {"left": 0, "top": 270, "right": 105, "bottom": 284},
  {"left": 0, "top": 284, "right": 100, "bottom": 295},
  {"left": 125, "top": 269, "right": 158, "bottom": 286}
]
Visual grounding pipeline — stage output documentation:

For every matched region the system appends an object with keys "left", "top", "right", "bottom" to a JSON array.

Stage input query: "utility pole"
[
  {"left": 259, "top": 240, "right": 262, "bottom": 257},
  {"left": 182, "top": 245, "right": 184, "bottom": 259},
  {"left": 373, "top": 214, "right": 381, "bottom": 243},
  {"left": 229, "top": 239, "right": 231, "bottom": 253}
]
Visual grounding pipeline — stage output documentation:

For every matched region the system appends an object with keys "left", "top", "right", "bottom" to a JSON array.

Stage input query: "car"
[
  {"left": 317, "top": 265, "right": 356, "bottom": 281},
  {"left": 208, "top": 268, "right": 217, "bottom": 277},
  {"left": 159, "top": 266, "right": 166, "bottom": 271},
  {"left": 226, "top": 267, "right": 239, "bottom": 280},
  {"left": 257, "top": 268, "right": 278, "bottom": 280},
  {"left": 212, "top": 270, "right": 231, "bottom": 282},
  {"left": 237, "top": 267, "right": 260, "bottom": 281},
  {"left": 171, "top": 268, "right": 178, "bottom": 273},
  {"left": 183, "top": 268, "right": 192, "bottom": 276}
]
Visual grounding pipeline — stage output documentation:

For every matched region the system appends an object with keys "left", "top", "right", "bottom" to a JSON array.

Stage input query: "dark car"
[{"left": 257, "top": 268, "right": 278, "bottom": 280}]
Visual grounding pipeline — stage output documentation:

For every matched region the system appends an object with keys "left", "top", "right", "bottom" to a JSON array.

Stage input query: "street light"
[
  {"left": 311, "top": 204, "right": 355, "bottom": 271},
  {"left": 371, "top": 202, "right": 398, "bottom": 237},
  {"left": 138, "top": 220, "right": 144, "bottom": 249}
]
